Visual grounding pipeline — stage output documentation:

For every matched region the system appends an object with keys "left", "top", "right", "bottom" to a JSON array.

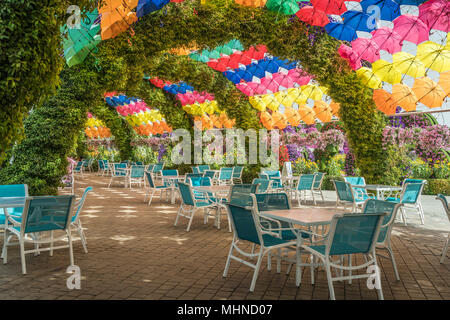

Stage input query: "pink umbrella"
[
  {"left": 310, "top": 0, "right": 347, "bottom": 15},
  {"left": 418, "top": 0, "right": 450, "bottom": 32},
  {"left": 176, "top": 93, "right": 188, "bottom": 105},
  {"left": 236, "top": 83, "right": 256, "bottom": 96},
  {"left": 393, "top": 14, "right": 429, "bottom": 44},
  {"left": 272, "top": 73, "right": 295, "bottom": 90},
  {"left": 338, "top": 44, "right": 361, "bottom": 70},
  {"left": 260, "top": 77, "right": 281, "bottom": 93},
  {"left": 370, "top": 27, "right": 403, "bottom": 54},
  {"left": 351, "top": 38, "right": 380, "bottom": 63}
]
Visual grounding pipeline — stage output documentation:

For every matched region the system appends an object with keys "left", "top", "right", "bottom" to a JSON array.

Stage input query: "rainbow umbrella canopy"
[{"left": 61, "top": 9, "right": 101, "bottom": 67}]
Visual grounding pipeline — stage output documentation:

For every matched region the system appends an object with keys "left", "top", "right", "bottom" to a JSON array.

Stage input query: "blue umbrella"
[
  {"left": 325, "top": 22, "right": 358, "bottom": 42},
  {"left": 360, "top": 0, "right": 401, "bottom": 22},
  {"left": 341, "top": 11, "right": 375, "bottom": 33},
  {"left": 395, "top": 0, "right": 427, "bottom": 5},
  {"left": 223, "top": 70, "right": 243, "bottom": 84},
  {"left": 136, "top": 0, "right": 170, "bottom": 18}
]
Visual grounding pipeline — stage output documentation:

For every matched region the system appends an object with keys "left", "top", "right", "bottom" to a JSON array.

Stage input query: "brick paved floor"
[{"left": 0, "top": 173, "right": 448, "bottom": 300}]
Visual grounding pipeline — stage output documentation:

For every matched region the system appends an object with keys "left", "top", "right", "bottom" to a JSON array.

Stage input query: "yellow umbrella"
[
  {"left": 392, "top": 52, "right": 426, "bottom": 78},
  {"left": 274, "top": 89, "right": 296, "bottom": 107},
  {"left": 438, "top": 71, "right": 450, "bottom": 96},
  {"left": 356, "top": 67, "right": 382, "bottom": 89},
  {"left": 262, "top": 94, "right": 280, "bottom": 111},
  {"left": 299, "top": 84, "right": 324, "bottom": 101},
  {"left": 297, "top": 105, "right": 316, "bottom": 125},
  {"left": 389, "top": 84, "right": 418, "bottom": 112},
  {"left": 249, "top": 96, "right": 266, "bottom": 111},
  {"left": 417, "top": 41, "right": 450, "bottom": 73},
  {"left": 412, "top": 77, "right": 446, "bottom": 108},
  {"left": 372, "top": 60, "right": 402, "bottom": 84},
  {"left": 313, "top": 101, "right": 333, "bottom": 123},
  {"left": 373, "top": 89, "right": 397, "bottom": 115}
]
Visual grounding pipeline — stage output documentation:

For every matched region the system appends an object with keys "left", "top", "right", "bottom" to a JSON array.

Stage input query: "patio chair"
[
  {"left": 108, "top": 163, "right": 128, "bottom": 188},
  {"left": 232, "top": 166, "right": 244, "bottom": 184},
  {"left": 187, "top": 177, "right": 223, "bottom": 228},
  {"left": 203, "top": 170, "right": 216, "bottom": 181},
  {"left": 312, "top": 172, "right": 325, "bottom": 203},
  {"left": 152, "top": 162, "right": 164, "bottom": 175},
  {"left": 144, "top": 171, "right": 171, "bottom": 205},
  {"left": 198, "top": 165, "right": 210, "bottom": 173},
  {"left": 174, "top": 182, "right": 217, "bottom": 232},
  {"left": 0, "top": 184, "right": 28, "bottom": 230},
  {"left": 333, "top": 180, "right": 366, "bottom": 212},
  {"left": 217, "top": 168, "right": 233, "bottom": 185},
  {"left": 300, "top": 213, "right": 386, "bottom": 300},
  {"left": 98, "top": 160, "right": 105, "bottom": 175},
  {"left": 69, "top": 186, "right": 93, "bottom": 254},
  {"left": 343, "top": 176, "right": 374, "bottom": 201},
  {"left": 386, "top": 182, "right": 425, "bottom": 225},
  {"left": 291, "top": 174, "right": 316, "bottom": 206},
  {"left": 260, "top": 170, "right": 283, "bottom": 190},
  {"left": 128, "top": 165, "right": 145, "bottom": 188},
  {"left": 145, "top": 164, "right": 154, "bottom": 173},
  {"left": 436, "top": 194, "right": 450, "bottom": 263},
  {"left": 82, "top": 159, "right": 91, "bottom": 172},
  {"left": 363, "top": 199, "right": 404, "bottom": 280},
  {"left": 73, "top": 161, "right": 84, "bottom": 178},
  {"left": 185, "top": 173, "right": 203, "bottom": 182},
  {"left": 252, "top": 178, "right": 273, "bottom": 194},
  {"left": 2, "top": 195, "right": 76, "bottom": 274},
  {"left": 223, "top": 198, "right": 301, "bottom": 292},
  {"left": 192, "top": 166, "right": 201, "bottom": 174}
]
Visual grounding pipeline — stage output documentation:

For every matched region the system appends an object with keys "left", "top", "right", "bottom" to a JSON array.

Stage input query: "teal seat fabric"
[
  {"left": 252, "top": 178, "right": 270, "bottom": 193},
  {"left": 0, "top": 184, "right": 28, "bottom": 225},
  {"left": 297, "top": 174, "right": 315, "bottom": 191},
  {"left": 313, "top": 172, "right": 325, "bottom": 188},
  {"left": 363, "top": 199, "right": 397, "bottom": 243},
  {"left": 262, "top": 234, "right": 293, "bottom": 247},
  {"left": 387, "top": 183, "right": 423, "bottom": 204},
  {"left": 198, "top": 165, "right": 210, "bottom": 173}
]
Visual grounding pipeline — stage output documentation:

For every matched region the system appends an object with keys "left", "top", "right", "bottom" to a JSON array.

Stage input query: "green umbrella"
[{"left": 266, "top": 0, "right": 300, "bottom": 15}]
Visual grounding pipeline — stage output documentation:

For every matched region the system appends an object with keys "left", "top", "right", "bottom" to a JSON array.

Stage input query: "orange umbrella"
[
  {"left": 234, "top": 0, "right": 267, "bottom": 7},
  {"left": 412, "top": 77, "right": 446, "bottom": 108},
  {"left": 210, "top": 114, "right": 223, "bottom": 129},
  {"left": 373, "top": 89, "right": 397, "bottom": 115},
  {"left": 105, "top": 128, "right": 112, "bottom": 138},
  {"left": 201, "top": 115, "right": 213, "bottom": 130},
  {"left": 313, "top": 101, "right": 332, "bottom": 123},
  {"left": 260, "top": 111, "right": 274, "bottom": 130},
  {"left": 85, "top": 128, "right": 93, "bottom": 138},
  {"left": 438, "top": 71, "right": 450, "bottom": 96},
  {"left": 297, "top": 105, "right": 316, "bottom": 125},
  {"left": 272, "top": 111, "right": 287, "bottom": 130},
  {"left": 284, "top": 106, "right": 301, "bottom": 126},
  {"left": 194, "top": 116, "right": 202, "bottom": 130},
  {"left": 389, "top": 84, "right": 418, "bottom": 112},
  {"left": 329, "top": 101, "right": 340, "bottom": 117},
  {"left": 99, "top": 0, "right": 138, "bottom": 40}
]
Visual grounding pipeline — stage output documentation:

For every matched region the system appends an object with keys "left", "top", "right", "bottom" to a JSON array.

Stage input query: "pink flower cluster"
[
  {"left": 116, "top": 101, "right": 150, "bottom": 117},
  {"left": 316, "top": 129, "right": 345, "bottom": 152}
]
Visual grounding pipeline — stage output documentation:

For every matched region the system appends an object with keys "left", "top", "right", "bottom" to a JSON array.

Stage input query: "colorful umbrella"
[
  {"left": 438, "top": 71, "right": 450, "bottom": 96},
  {"left": 416, "top": 41, "right": 450, "bottom": 73},
  {"left": 313, "top": 101, "right": 333, "bottom": 123},
  {"left": 300, "top": 84, "right": 324, "bottom": 101},
  {"left": 136, "top": 0, "right": 170, "bottom": 17},
  {"left": 412, "top": 77, "right": 446, "bottom": 108},
  {"left": 329, "top": 101, "right": 340, "bottom": 116},
  {"left": 260, "top": 111, "right": 274, "bottom": 130},
  {"left": 351, "top": 38, "right": 380, "bottom": 63},
  {"left": 295, "top": 6, "right": 330, "bottom": 27},
  {"left": 235, "top": 0, "right": 267, "bottom": 7},
  {"left": 338, "top": 44, "right": 362, "bottom": 70},
  {"left": 99, "top": 0, "right": 139, "bottom": 40},
  {"left": 372, "top": 60, "right": 402, "bottom": 84},
  {"left": 341, "top": 10, "right": 374, "bottom": 33},
  {"left": 297, "top": 105, "right": 316, "bottom": 125},
  {"left": 265, "top": 0, "right": 300, "bottom": 15},
  {"left": 392, "top": 52, "right": 427, "bottom": 78},
  {"left": 370, "top": 27, "right": 403, "bottom": 54},
  {"left": 360, "top": 0, "right": 401, "bottom": 22},
  {"left": 325, "top": 22, "right": 358, "bottom": 42},
  {"left": 393, "top": 14, "right": 429, "bottom": 44},
  {"left": 356, "top": 67, "right": 382, "bottom": 89},
  {"left": 284, "top": 106, "right": 301, "bottom": 126},
  {"left": 389, "top": 84, "right": 418, "bottom": 112},
  {"left": 310, "top": 0, "right": 347, "bottom": 15},
  {"left": 272, "top": 111, "right": 288, "bottom": 129},
  {"left": 418, "top": 0, "right": 450, "bottom": 32},
  {"left": 373, "top": 89, "right": 397, "bottom": 115}
]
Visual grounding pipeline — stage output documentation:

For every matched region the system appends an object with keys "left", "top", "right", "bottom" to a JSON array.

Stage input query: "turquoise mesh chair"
[
  {"left": 98, "top": 160, "right": 105, "bottom": 175},
  {"left": 232, "top": 166, "right": 244, "bottom": 184},
  {"left": 436, "top": 194, "right": 450, "bottom": 263},
  {"left": 186, "top": 173, "right": 203, "bottom": 181},
  {"left": 0, "top": 184, "right": 28, "bottom": 230},
  {"left": 252, "top": 178, "right": 272, "bottom": 194},
  {"left": 82, "top": 159, "right": 91, "bottom": 172},
  {"left": 261, "top": 170, "right": 283, "bottom": 190},
  {"left": 344, "top": 177, "right": 374, "bottom": 201},
  {"left": 312, "top": 172, "right": 325, "bottom": 203},
  {"left": 333, "top": 180, "right": 365, "bottom": 212},
  {"left": 292, "top": 174, "right": 316, "bottom": 206},
  {"left": 198, "top": 165, "right": 210, "bottom": 173},
  {"left": 108, "top": 163, "right": 128, "bottom": 188},
  {"left": 223, "top": 200, "right": 300, "bottom": 292},
  {"left": 203, "top": 170, "right": 216, "bottom": 181},
  {"left": 146, "top": 164, "right": 154, "bottom": 172},
  {"left": 192, "top": 166, "right": 201, "bottom": 174},
  {"left": 363, "top": 199, "right": 403, "bottom": 280},
  {"left": 2, "top": 195, "right": 76, "bottom": 274},
  {"left": 217, "top": 168, "right": 233, "bottom": 185},
  {"left": 70, "top": 187, "right": 93, "bottom": 254},
  {"left": 174, "top": 182, "right": 216, "bottom": 231},
  {"left": 300, "top": 213, "right": 386, "bottom": 300},
  {"left": 129, "top": 165, "right": 145, "bottom": 188},
  {"left": 73, "top": 161, "right": 84, "bottom": 177},
  {"left": 152, "top": 163, "right": 164, "bottom": 178},
  {"left": 144, "top": 171, "right": 171, "bottom": 205},
  {"left": 386, "top": 182, "right": 425, "bottom": 225}
]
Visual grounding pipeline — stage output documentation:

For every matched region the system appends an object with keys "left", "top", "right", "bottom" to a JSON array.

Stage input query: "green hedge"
[
  {"left": 322, "top": 175, "right": 344, "bottom": 191},
  {"left": 423, "top": 179, "right": 450, "bottom": 196}
]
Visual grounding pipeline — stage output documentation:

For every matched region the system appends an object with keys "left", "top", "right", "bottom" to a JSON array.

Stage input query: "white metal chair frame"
[
  {"left": 290, "top": 174, "right": 317, "bottom": 206},
  {"left": 70, "top": 187, "right": 93, "bottom": 254},
  {"left": 108, "top": 164, "right": 129, "bottom": 188},
  {"left": 396, "top": 182, "right": 426, "bottom": 225},
  {"left": 333, "top": 180, "right": 365, "bottom": 212},
  {"left": 143, "top": 171, "right": 171, "bottom": 205},
  {"left": 436, "top": 195, "right": 450, "bottom": 263},
  {"left": 128, "top": 165, "right": 146, "bottom": 189},
  {"left": 312, "top": 172, "right": 325, "bottom": 203}
]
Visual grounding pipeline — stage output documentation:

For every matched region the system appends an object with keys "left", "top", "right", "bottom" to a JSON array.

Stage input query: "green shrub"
[
  {"left": 423, "top": 179, "right": 450, "bottom": 196},
  {"left": 322, "top": 175, "right": 344, "bottom": 191}
]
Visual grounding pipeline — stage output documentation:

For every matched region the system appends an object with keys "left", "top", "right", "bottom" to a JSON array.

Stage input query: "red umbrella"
[
  {"left": 207, "top": 59, "right": 229, "bottom": 72},
  {"left": 310, "top": 0, "right": 347, "bottom": 15},
  {"left": 393, "top": 14, "right": 429, "bottom": 44},
  {"left": 295, "top": 6, "right": 330, "bottom": 27},
  {"left": 418, "top": 0, "right": 450, "bottom": 32},
  {"left": 229, "top": 52, "right": 252, "bottom": 67},
  {"left": 370, "top": 27, "right": 403, "bottom": 54},
  {"left": 242, "top": 45, "right": 267, "bottom": 61},
  {"left": 351, "top": 38, "right": 380, "bottom": 63}
]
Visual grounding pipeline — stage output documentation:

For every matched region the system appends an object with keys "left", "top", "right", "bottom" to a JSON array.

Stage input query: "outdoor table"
[
  {"left": 161, "top": 175, "right": 185, "bottom": 204},
  {"left": 362, "top": 184, "right": 402, "bottom": 200},
  {"left": 260, "top": 208, "right": 339, "bottom": 228},
  {"left": 0, "top": 197, "right": 26, "bottom": 259},
  {"left": 192, "top": 185, "right": 231, "bottom": 228}
]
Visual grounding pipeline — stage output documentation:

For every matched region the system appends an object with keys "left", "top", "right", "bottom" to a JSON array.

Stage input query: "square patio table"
[
  {"left": 363, "top": 184, "right": 402, "bottom": 200},
  {"left": 161, "top": 175, "right": 185, "bottom": 204}
]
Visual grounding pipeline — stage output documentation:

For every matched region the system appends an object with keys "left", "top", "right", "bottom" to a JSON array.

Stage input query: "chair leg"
[
  {"left": 348, "top": 254, "right": 352, "bottom": 284},
  {"left": 2, "top": 230, "right": 9, "bottom": 263},
  {"left": 186, "top": 208, "right": 195, "bottom": 232},
  {"left": 174, "top": 205, "right": 183, "bottom": 227},
  {"left": 325, "top": 261, "right": 335, "bottom": 300},
  {"left": 20, "top": 239, "right": 27, "bottom": 274},
  {"left": 50, "top": 231, "right": 54, "bottom": 256},
  {"left": 375, "top": 262, "right": 384, "bottom": 300},
  {"left": 250, "top": 250, "right": 264, "bottom": 292},
  {"left": 148, "top": 189, "right": 155, "bottom": 206},
  {"left": 296, "top": 245, "right": 302, "bottom": 286},
  {"left": 440, "top": 233, "right": 450, "bottom": 264},
  {"left": 387, "top": 245, "right": 400, "bottom": 280},
  {"left": 223, "top": 243, "right": 234, "bottom": 278},
  {"left": 310, "top": 254, "right": 315, "bottom": 285},
  {"left": 276, "top": 248, "right": 281, "bottom": 273},
  {"left": 401, "top": 207, "right": 407, "bottom": 226},
  {"left": 267, "top": 252, "right": 272, "bottom": 271},
  {"left": 417, "top": 204, "right": 425, "bottom": 225},
  {"left": 67, "top": 230, "right": 74, "bottom": 267}
]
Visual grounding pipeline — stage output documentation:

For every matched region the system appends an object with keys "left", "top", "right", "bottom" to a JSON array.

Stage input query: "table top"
[
  {"left": 0, "top": 197, "right": 26, "bottom": 209},
  {"left": 363, "top": 184, "right": 402, "bottom": 191},
  {"left": 192, "top": 185, "right": 231, "bottom": 193},
  {"left": 161, "top": 175, "right": 185, "bottom": 180},
  {"left": 261, "top": 208, "right": 343, "bottom": 226}
]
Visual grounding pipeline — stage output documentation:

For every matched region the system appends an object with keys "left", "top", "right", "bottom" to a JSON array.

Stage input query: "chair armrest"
[{"left": 6, "top": 214, "right": 22, "bottom": 227}]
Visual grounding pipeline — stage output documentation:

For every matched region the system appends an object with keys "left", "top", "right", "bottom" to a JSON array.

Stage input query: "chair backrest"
[
  {"left": 98, "top": 160, "right": 104, "bottom": 170},
  {"left": 130, "top": 165, "right": 145, "bottom": 178},
  {"left": 162, "top": 169, "right": 178, "bottom": 176},
  {"left": 232, "top": 166, "right": 243, "bottom": 178},
  {"left": 113, "top": 163, "right": 127, "bottom": 176},
  {"left": 254, "top": 192, "right": 290, "bottom": 211},
  {"left": 187, "top": 177, "right": 212, "bottom": 187},
  {"left": 178, "top": 182, "right": 195, "bottom": 206},
  {"left": 313, "top": 172, "right": 325, "bottom": 188},
  {"left": 326, "top": 213, "right": 385, "bottom": 256},
  {"left": 226, "top": 202, "right": 262, "bottom": 245},
  {"left": 72, "top": 187, "right": 93, "bottom": 223},
  {"left": 22, "top": 195, "right": 75, "bottom": 234},
  {"left": 82, "top": 159, "right": 90, "bottom": 167},
  {"left": 152, "top": 162, "right": 164, "bottom": 174},
  {"left": 296, "top": 174, "right": 316, "bottom": 191},
  {"left": 186, "top": 173, "right": 203, "bottom": 181},
  {"left": 145, "top": 171, "right": 155, "bottom": 188},
  {"left": 146, "top": 164, "right": 154, "bottom": 172},
  {"left": 252, "top": 178, "right": 272, "bottom": 193},
  {"left": 436, "top": 194, "right": 450, "bottom": 219},
  {"left": 192, "top": 166, "right": 200, "bottom": 174},
  {"left": 229, "top": 184, "right": 258, "bottom": 206},
  {"left": 219, "top": 168, "right": 233, "bottom": 180},
  {"left": 400, "top": 183, "right": 424, "bottom": 204},
  {"left": 74, "top": 161, "right": 83, "bottom": 170},
  {"left": 203, "top": 170, "right": 216, "bottom": 179},
  {"left": 344, "top": 176, "right": 366, "bottom": 186},
  {"left": 135, "top": 161, "right": 143, "bottom": 166},
  {"left": 0, "top": 184, "right": 28, "bottom": 215},
  {"left": 333, "top": 180, "right": 355, "bottom": 203},
  {"left": 403, "top": 178, "right": 427, "bottom": 185},
  {"left": 363, "top": 199, "right": 401, "bottom": 244},
  {"left": 198, "top": 165, "right": 210, "bottom": 173},
  {"left": 262, "top": 170, "right": 281, "bottom": 178}
]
